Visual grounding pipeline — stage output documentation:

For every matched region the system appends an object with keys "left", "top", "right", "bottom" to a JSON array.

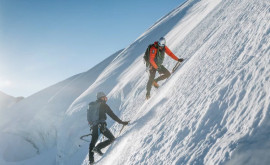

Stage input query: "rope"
[{"left": 80, "top": 133, "right": 92, "bottom": 142}]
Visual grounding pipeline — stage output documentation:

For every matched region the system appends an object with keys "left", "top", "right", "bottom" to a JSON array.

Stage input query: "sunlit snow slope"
[
  {"left": 0, "top": 91, "right": 16, "bottom": 110},
  {"left": 59, "top": 0, "right": 269, "bottom": 164},
  {"left": 0, "top": 50, "right": 122, "bottom": 164},
  {"left": 1, "top": 0, "right": 269, "bottom": 164}
]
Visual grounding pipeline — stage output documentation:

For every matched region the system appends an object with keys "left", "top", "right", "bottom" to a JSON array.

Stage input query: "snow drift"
[{"left": 1, "top": 0, "right": 269, "bottom": 164}]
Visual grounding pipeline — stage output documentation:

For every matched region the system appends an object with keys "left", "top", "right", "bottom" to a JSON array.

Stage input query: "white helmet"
[
  {"left": 97, "top": 92, "right": 106, "bottom": 99},
  {"left": 158, "top": 37, "right": 166, "bottom": 47}
]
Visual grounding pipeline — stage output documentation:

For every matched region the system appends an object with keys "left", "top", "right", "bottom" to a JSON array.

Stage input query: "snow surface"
[
  {"left": 1, "top": 0, "right": 270, "bottom": 164},
  {"left": 0, "top": 92, "right": 14, "bottom": 110},
  {"left": 0, "top": 50, "right": 121, "bottom": 164},
  {"left": 0, "top": 91, "right": 23, "bottom": 125}
]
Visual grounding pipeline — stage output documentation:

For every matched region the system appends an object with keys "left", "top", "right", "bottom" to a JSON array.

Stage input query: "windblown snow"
[{"left": 0, "top": 0, "right": 269, "bottom": 165}]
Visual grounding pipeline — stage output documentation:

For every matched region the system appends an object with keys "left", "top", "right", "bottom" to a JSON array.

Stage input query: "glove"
[
  {"left": 178, "top": 58, "right": 184, "bottom": 62},
  {"left": 121, "top": 121, "right": 129, "bottom": 126}
]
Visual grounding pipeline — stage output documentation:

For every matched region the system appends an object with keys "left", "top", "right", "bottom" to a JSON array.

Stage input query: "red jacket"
[{"left": 149, "top": 42, "right": 179, "bottom": 69}]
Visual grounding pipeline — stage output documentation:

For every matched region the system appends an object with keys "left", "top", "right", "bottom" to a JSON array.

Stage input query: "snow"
[
  {"left": 1, "top": 0, "right": 270, "bottom": 164},
  {"left": 0, "top": 50, "right": 121, "bottom": 164},
  {"left": 0, "top": 91, "right": 17, "bottom": 111}
]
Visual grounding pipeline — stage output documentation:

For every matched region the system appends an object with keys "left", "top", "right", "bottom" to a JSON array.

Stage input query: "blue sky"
[{"left": 0, "top": 0, "right": 185, "bottom": 97}]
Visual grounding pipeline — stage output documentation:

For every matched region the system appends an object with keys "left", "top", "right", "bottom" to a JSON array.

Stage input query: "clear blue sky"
[{"left": 0, "top": 0, "right": 185, "bottom": 97}]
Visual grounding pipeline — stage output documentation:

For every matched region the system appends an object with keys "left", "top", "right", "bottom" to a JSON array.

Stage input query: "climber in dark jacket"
[{"left": 88, "top": 92, "right": 129, "bottom": 165}]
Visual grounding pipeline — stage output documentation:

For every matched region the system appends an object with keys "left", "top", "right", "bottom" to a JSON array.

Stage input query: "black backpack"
[
  {"left": 87, "top": 101, "right": 101, "bottom": 126},
  {"left": 143, "top": 44, "right": 154, "bottom": 67}
]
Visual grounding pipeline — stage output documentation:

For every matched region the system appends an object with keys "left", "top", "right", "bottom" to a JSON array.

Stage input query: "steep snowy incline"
[
  {"left": 56, "top": 0, "right": 223, "bottom": 164},
  {"left": 0, "top": 50, "right": 122, "bottom": 164},
  {"left": 1, "top": 0, "right": 269, "bottom": 164},
  {"left": 97, "top": 0, "right": 270, "bottom": 164},
  {"left": 72, "top": 0, "right": 269, "bottom": 164}
]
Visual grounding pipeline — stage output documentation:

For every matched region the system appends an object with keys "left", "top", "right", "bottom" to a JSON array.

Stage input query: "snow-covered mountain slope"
[
  {"left": 58, "top": 0, "right": 270, "bottom": 164},
  {"left": 1, "top": 0, "right": 270, "bottom": 164},
  {"left": 0, "top": 50, "right": 122, "bottom": 164},
  {"left": 0, "top": 91, "right": 15, "bottom": 110},
  {"left": 0, "top": 91, "right": 23, "bottom": 117}
]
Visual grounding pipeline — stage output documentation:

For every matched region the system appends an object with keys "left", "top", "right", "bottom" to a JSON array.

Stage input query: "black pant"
[
  {"left": 146, "top": 65, "right": 171, "bottom": 95},
  {"left": 89, "top": 123, "right": 115, "bottom": 162}
]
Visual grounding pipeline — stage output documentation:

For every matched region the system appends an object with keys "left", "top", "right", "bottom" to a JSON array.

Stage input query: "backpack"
[
  {"left": 143, "top": 44, "right": 154, "bottom": 67},
  {"left": 87, "top": 101, "right": 101, "bottom": 126}
]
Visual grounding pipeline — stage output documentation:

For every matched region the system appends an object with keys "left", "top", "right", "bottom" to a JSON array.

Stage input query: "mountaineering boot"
[
  {"left": 152, "top": 80, "right": 159, "bottom": 88},
  {"left": 93, "top": 147, "right": 103, "bottom": 156},
  {"left": 146, "top": 93, "right": 151, "bottom": 100},
  {"left": 89, "top": 156, "right": 95, "bottom": 165},
  {"left": 89, "top": 161, "right": 95, "bottom": 165}
]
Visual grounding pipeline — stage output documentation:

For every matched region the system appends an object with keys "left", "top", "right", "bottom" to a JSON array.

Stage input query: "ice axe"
[
  {"left": 118, "top": 121, "right": 130, "bottom": 136},
  {"left": 172, "top": 61, "right": 183, "bottom": 73}
]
